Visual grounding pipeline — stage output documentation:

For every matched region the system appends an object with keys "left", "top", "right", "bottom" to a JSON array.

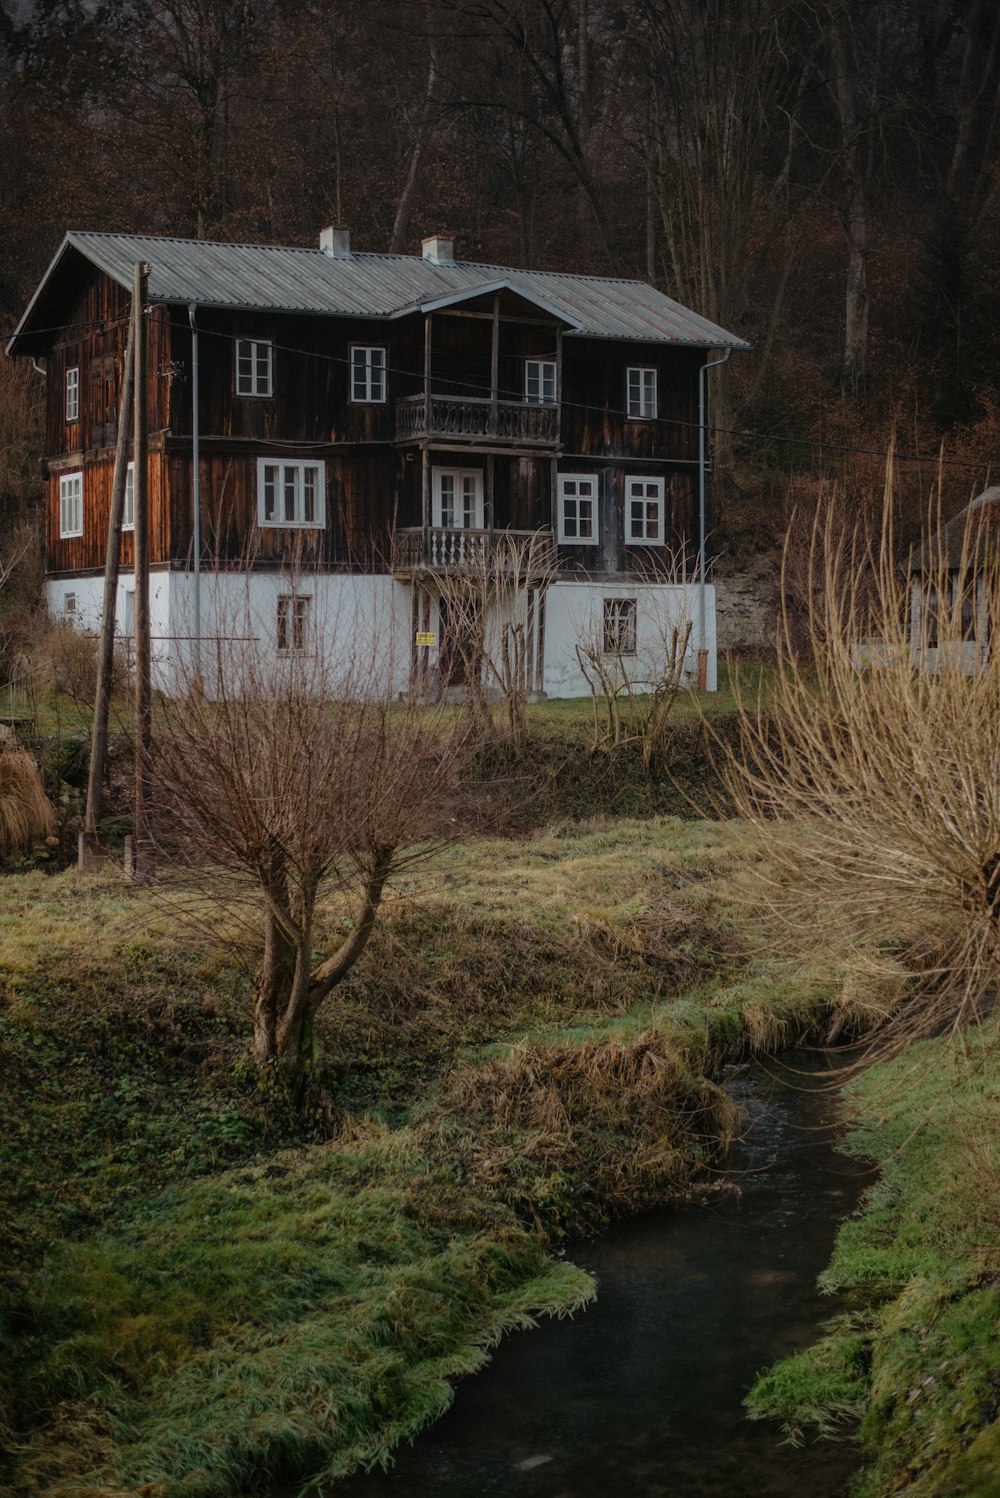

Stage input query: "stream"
[{"left": 332, "top": 1053, "right": 871, "bottom": 1497}]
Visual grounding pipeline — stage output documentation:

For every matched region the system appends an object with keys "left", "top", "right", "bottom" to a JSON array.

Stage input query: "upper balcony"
[{"left": 395, "top": 394, "right": 559, "bottom": 448}]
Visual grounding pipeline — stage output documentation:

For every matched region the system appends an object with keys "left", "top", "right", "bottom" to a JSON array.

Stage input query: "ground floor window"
[
  {"left": 558, "top": 474, "right": 598, "bottom": 545},
  {"left": 257, "top": 458, "right": 326, "bottom": 529},
  {"left": 277, "top": 594, "right": 311, "bottom": 653},
  {"left": 603, "top": 596, "right": 637, "bottom": 656},
  {"left": 62, "top": 592, "right": 77, "bottom": 617},
  {"left": 59, "top": 472, "right": 83, "bottom": 538}
]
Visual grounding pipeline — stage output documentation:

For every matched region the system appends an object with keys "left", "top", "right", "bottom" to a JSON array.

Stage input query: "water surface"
[{"left": 333, "top": 1054, "right": 870, "bottom": 1497}]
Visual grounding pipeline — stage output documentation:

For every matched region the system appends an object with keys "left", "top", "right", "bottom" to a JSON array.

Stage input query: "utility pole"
[
  {"left": 80, "top": 301, "right": 136, "bottom": 866},
  {"left": 130, "top": 261, "right": 154, "bottom": 882}
]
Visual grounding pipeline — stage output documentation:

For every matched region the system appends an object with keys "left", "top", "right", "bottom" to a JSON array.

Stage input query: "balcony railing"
[
  {"left": 391, "top": 527, "right": 557, "bottom": 576},
  {"left": 395, "top": 394, "right": 558, "bottom": 446}
]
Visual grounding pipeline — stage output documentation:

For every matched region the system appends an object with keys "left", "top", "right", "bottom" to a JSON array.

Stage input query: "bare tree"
[
  {"left": 153, "top": 587, "right": 472, "bottom": 1086},
  {"left": 574, "top": 561, "right": 694, "bottom": 768},
  {"left": 434, "top": 529, "right": 557, "bottom": 756}
]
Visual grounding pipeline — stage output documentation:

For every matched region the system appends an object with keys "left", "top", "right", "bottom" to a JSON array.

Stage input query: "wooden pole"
[
  {"left": 80, "top": 299, "right": 136, "bottom": 864},
  {"left": 131, "top": 262, "right": 154, "bottom": 882}
]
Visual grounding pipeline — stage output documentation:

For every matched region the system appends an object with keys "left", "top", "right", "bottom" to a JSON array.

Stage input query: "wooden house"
[{"left": 7, "top": 228, "right": 749, "bottom": 696}]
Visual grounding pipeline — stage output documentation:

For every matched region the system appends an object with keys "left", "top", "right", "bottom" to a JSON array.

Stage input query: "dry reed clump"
[
  {"left": 427, "top": 1031, "right": 736, "bottom": 1233},
  {"left": 716, "top": 456, "right": 1000, "bottom": 1052},
  {"left": 0, "top": 746, "right": 55, "bottom": 856}
]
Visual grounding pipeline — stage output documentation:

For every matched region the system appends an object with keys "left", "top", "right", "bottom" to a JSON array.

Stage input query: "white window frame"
[
  {"left": 603, "top": 596, "right": 638, "bottom": 657},
  {"left": 432, "top": 467, "right": 484, "bottom": 529},
  {"left": 123, "top": 462, "right": 135, "bottom": 531},
  {"left": 524, "top": 358, "right": 557, "bottom": 405},
  {"left": 65, "top": 366, "right": 79, "bottom": 423},
  {"left": 256, "top": 458, "right": 326, "bottom": 529},
  {"left": 59, "top": 472, "right": 83, "bottom": 538},
  {"left": 625, "top": 475, "right": 665, "bottom": 546},
  {"left": 557, "top": 473, "right": 599, "bottom": 546},
  {"left": 63, "top": 591, "right": 77, "bottom": 617},
  {"left": 277, "top": 593, "right": 312, "bottom": 654},
  {"left": 350, "top": 345, "right": 387, "bottom": 404},
  {"left": 235, "top": 339, "right": 273, "bottom": 397},
  {"left": 627, "top": 365, "right": 657, "bottom": 420}
]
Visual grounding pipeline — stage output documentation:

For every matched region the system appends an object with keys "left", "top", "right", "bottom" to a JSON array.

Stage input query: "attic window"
[
  {"left": 236, "top": 339, "right": 272, "bottom": 397},
  {"left": 351, "top": 346, "right": 386, "bottom": 403},
  {"left": 627, "top": 366, "right": 656, "bottom": 420},
  {"left": 65, "top": 366, "right": 79, "bottom": 423}
]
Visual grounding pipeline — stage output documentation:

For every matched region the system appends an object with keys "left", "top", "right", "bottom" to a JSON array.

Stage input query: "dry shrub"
[
  {"left": 718, "top": 452, "right": 1000, "bottom": 1050},
  {"left": 0, "top": 745, "right": 55, "bottom": 856},
  {"left": 24, "top": 618, "right": 129, "bottom": 704},
  {"left": 431, "top": 1032, "right": 736, "bottom": 1231}
]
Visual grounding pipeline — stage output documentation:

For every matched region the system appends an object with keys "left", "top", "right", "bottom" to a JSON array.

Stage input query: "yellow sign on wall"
[{"left": 415, "top": 631, "right": 437, "bottom": 647}]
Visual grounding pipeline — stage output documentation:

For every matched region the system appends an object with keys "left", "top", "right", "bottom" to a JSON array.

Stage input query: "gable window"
[
  {"left": 525, "top": 358, "right": 557, "bottom": 405},
  {"left": 236, "top": 339, "right": 272, "bottom": 397},
  {"left": 351, "top": 345, "right": 386, "bottom": 403},
  {"left": 432, "top": 468, "right": 484, "bottom": 529},
  {"left": 277, "top": 594, "right": 311, "bottom": 653},
  {"left": 603, "top": 597, "right": 637, "bottom": 656},
  {"left": 123, "top": 462, "right": 135, "bottom": 531},
  {"left": 627, "top": 366, "right": 657, "bottom": 420},
  {"left": 59, "top": 472, "right": 83, "bottom": 538},
  {"left": 557, "top": 474, "right": 598, "bottom": 545},
  {"left": 257, "top": 458, "right": 326, "bottom": 528},
  {"left": 65, "top": 366, "right": 80, "bottom": 423},
  {"left": 625, "top": 476, "right": 664, "bottom": 545}
]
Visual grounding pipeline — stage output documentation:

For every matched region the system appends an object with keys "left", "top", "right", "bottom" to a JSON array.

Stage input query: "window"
[
  {"left": 66, "top": 366, "right": 79, "bottom": 423},
  {"left": 63, "top": 592, "right": 77, "bottom": 617},
  {"left": 277, "top": 594, "right": 311, "bottom": 653},
  {"left": 123, "top": 590, "right": 135, "bottom": 639},
  {"left": 351, "top": 345, "right": 386, "bottom": 403},
  {"left": 627, "top": 366, "right": 657, "bottom": 420},
  {"left": 123, "top": 462, "right": 135, "bottom": 530},
  {"left": 257, "top": 458, "right": 326, "bottom": 528},
  {"left": 59, "top": 472, "right": 83, "bottom": 538},
  {"left": 625, "top": 476, "right": 664, "bottom": 545},
  {"left": 236, "top": 339, "right": 272, "bottom": 397},
  {"left": 525, "top": 358, "right": 557, "bottom": 405},
  {"left": 432, "top": 468, "right": 484, "bottom": 529},
  {"left": 603, "top": 597, "right": 637, "bottom": 656},
  {"left": 557, "top": 474, "right": 598, "bottom": 545}
]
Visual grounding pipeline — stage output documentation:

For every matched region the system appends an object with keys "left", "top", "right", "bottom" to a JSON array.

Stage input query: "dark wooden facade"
[{"left": 32, "top": 254, "right": 709, "bottom": 584}]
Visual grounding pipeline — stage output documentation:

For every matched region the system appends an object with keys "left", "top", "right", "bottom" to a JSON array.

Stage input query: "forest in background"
[{"left": 1, "top": 0, "right": 1000, "bottom": 534}]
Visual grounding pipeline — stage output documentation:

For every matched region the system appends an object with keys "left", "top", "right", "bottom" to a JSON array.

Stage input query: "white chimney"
[
  {"left": 320, "top": 226, "right": 351, "bottom": 258},
  {"left": 421, "top": 235, "right": 454, "bottom": 264}
]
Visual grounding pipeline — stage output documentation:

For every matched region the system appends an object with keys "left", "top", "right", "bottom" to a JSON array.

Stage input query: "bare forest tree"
[{"left": 153, "top": 594, "right": 473, "bottom": 1085}]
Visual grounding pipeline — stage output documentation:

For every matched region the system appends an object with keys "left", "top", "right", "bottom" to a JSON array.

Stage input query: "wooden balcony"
[
  {"left": 395, "top": 394, "right": 558, "bottom": 447},
  {"left": 391, "top": 527, "right": 557, "bottom": 577}
]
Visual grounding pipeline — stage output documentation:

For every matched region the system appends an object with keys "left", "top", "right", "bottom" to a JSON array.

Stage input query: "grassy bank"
[
  {"left": 746, "top": 1019, "right": 1000, "bottom": 1496},
  {"left": 1, "top": 815, "right": 865, "bottom": 1496}
]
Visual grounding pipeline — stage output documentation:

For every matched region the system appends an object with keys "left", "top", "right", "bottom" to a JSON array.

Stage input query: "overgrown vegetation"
[{"left": 747, "top": 1018, "right": 1000, "bottom": 1497}]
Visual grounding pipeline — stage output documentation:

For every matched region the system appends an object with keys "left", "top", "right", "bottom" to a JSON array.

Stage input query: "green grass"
[{"left": 746, "top": 1018, "right": 1000, "bottom": 1496}]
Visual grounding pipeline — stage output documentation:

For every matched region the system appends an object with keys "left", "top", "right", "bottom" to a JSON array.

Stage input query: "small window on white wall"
[
  {"left": 603, "top": 597, "right": 637, "bottom": 656},
  {"left": 59, "top": 472, "right": 83, "bottom": 538},
  {"left": 63, "top": 592, "right": 77, "bottom": 617},
  {"left": 557, "top": 474, "right": 598, "bottom": 545},
  {"left": 236, "top": 339, "right": 272, "bottom": 397},
  {"left": 627, "top": 366, "right": 656, "bottom": 420},
  {"left": 257, "top": 458, "right": 326, "bottom": 528},
  {"left": 625, "top": 476, "right": 664, "bottom": 545},
  {"left": 66, "top": 366, "right": 79, "bottom": 423},
  {"left": 123, "top": 590, "right": 135, "bottom": 639},
  {"left": 123, "top": 462, "right": 135, "bottom": 530},
  {"left": 277, "top": 594, "right": 311, "bottom": 653}
]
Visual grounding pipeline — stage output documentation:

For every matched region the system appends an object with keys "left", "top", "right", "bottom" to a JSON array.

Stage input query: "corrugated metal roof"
[{"left": 9, "top": 230, "right": 751, "bottom": 351}]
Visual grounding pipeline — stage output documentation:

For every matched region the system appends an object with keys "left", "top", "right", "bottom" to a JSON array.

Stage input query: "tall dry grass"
[
  {"left": 719, "top": 455, "right": 1000, "bottom": 1045},
  {"left": 0, "top": 746, "right": 55, "bottom": 856}
]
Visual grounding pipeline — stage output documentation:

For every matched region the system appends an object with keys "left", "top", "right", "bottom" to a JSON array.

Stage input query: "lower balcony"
[
  {"left": 395, "top": 394, "right": 558, "bottom": 446},
  {"left": 391, "top": 527, "right": 557, "bottom": 577}
]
